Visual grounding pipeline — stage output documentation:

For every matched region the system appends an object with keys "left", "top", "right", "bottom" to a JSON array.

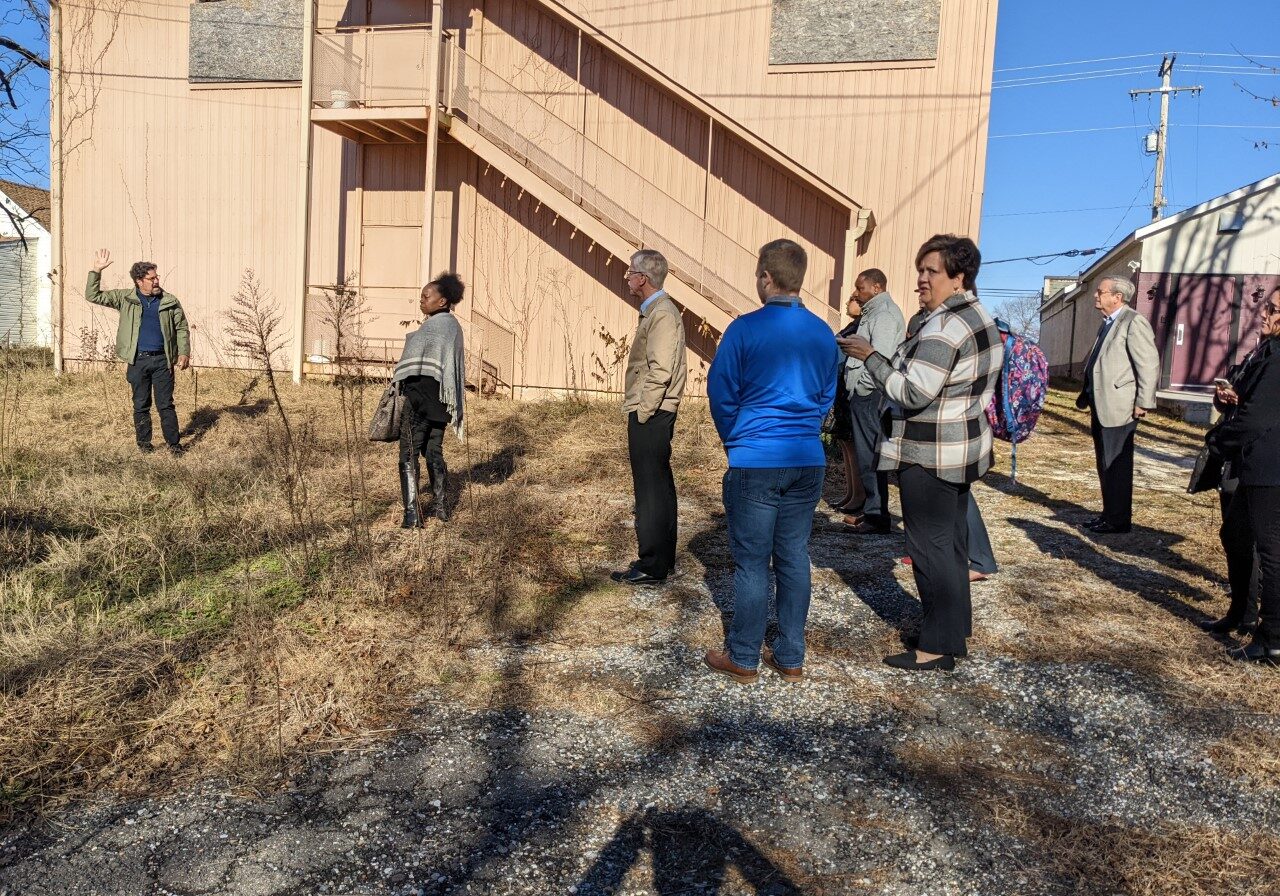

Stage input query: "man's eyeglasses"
[{"left": 625, "top": 270, "right": 645, "bottom": 278}]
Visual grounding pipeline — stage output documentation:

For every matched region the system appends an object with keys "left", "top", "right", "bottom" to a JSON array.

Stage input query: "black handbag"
[
  {"left": 368, "top": 380, "right": 404, "bottom": 442},
  {"left": 1187, "top": 441, "right": 1224, "bottom": 494}
]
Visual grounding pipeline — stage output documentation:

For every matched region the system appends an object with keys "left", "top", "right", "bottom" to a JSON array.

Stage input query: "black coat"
[{"left": 1209, "top": 338, "right": 1280, "bottom": 487}]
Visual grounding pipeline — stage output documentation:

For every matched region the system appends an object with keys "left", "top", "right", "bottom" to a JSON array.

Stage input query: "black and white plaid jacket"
[{"left": 865, "top": 291, "right": 1003, "bottom": 484}]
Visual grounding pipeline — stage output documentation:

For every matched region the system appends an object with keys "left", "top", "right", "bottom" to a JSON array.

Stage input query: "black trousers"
[
  {"left": 627, "top": 410, "right": 677, "bottom": 578},
  {"left": 398, "top": 384, "right": 447, "bottom": 484},
  {"left": 966, "top": 491, "right": 998, "bottom": 575},
  {"left": 1222, "top": 485, "right": 1280, "bottom": 642},
  {"left": 1090, "top": 412, "right": 1138, "bottom": 527},
  {"left": 899, "top": 463, "right": 971, "bottom": 655},
  {"left": 849, "top": 392, "right": 890, "bottom": 523},
  {"left": 126, "top": 352, "right": 179, "bottom": 448},
  {"left": 1218, "top": 474, "right": 1261, "bottom": 626}
]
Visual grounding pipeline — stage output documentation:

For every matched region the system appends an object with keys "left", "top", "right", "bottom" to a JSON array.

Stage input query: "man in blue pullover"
[{"left": 703, "top": 239, "right": 842, "bottom": 684}]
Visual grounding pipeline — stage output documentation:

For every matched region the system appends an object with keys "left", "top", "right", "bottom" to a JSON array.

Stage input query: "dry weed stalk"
[
  {"left": 314, "top": 275, "right": 373, "bottom": 551},
  {"left": 224, "top": 270, "right": 316, "bottom": 571}
]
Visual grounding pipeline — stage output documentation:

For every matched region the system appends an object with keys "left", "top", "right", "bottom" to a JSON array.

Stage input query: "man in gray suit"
[
  {"left": 839, "top": 268, "right": 905, "bottom": 534},
  {"left": 1075, "top": 273, "right": 1160, "bottom": 534}
]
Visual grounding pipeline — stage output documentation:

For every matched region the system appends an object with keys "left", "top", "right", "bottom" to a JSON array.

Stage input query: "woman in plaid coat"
[{"left": 839, "top": 235, "right": 1003, "bottom": 671}]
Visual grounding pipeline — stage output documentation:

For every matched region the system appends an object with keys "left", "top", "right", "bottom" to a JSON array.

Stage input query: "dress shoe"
[
  {"left": 883, "top": 650, "right": 956, "bottom": 672},
  {"left": 610, "top": 567, "right": 667, "bottom": 586},
  {"left": 703, "top": 649, "right": 758, "bottom": 684},
  {"left": 844, "top": 517, "right": 891, "bottom": 535},
  {"left": 1087, "top": 520, "right": 1131, "bottom": 534},
  {"left": 137, "top": 442, "right": 155, "bottom": 454},
  {"left": 1234, "top": 639, "right": 1280, "bottom": 663},
  {"left": 167, "top": 443, "right": 186, "bottom": 456},
  {"left": 1202, "top": 616, "right": 1252, "bottom": 636},
  {"left": 762, "top": 647, "right": 803, "bottom": 683},
  {"left": 903, "top": 635, "right": 967, "bottom": 658},
  {"left": 1080, "top": 515, "right": 1105, "bottom": 529}
]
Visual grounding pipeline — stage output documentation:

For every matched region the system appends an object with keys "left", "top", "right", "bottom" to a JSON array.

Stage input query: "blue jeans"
[{"left": 723, "top": 466, "right": 824, "bottom": 669}]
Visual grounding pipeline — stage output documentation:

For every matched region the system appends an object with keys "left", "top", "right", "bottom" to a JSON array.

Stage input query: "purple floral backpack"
[{"left": 985, "top": 319, "right": 1049, "bottom": 479}]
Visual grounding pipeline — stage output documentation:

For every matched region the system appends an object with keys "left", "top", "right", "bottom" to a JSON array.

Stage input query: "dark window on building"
[
  {"left": 189, "top": 0, "right": 303, "bottom": 83},
  {"left": 769, "top": 0, "right": 940, "bottom": 66}
]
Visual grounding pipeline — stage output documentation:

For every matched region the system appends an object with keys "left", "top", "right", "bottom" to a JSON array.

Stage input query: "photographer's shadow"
[{"left": 576, "top": 808, "right": 803, "bottom": 895}]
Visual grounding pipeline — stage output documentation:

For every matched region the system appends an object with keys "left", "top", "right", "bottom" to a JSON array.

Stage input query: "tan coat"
[
  {"left": 1080, "top": 304, "right": 1161, "bottom": 428},
  {"left": 622, "top": 293, "right": 687, "bottom": 421}
]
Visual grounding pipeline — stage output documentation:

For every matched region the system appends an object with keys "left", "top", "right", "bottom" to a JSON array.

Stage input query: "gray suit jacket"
[
  {"left": 1079, "top": 305, "right": 1160, "bottom": 428},
  {"left": 844, "top": 292, "right": 905, "bottom": 397}
]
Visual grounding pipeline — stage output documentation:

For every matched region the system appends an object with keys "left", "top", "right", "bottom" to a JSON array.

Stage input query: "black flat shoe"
[
  {"left": 883, "top": 650, "right": 955, "bottom": 672},
  {"left": 1087, "top": 520, "right": 1131, "bottom": 534},
  {"left": 903, "top": 635, "right": 967, "bottom": 658}
]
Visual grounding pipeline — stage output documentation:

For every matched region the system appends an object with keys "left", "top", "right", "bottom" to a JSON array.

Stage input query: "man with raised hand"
[{"left": 86, "top": 249, "right": 191, "bottom": 454}]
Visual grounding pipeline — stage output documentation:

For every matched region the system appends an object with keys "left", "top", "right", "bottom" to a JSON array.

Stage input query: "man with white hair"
[
  {"left": 612, "top": 249, "right": 687, "bottom": 585},
  {"left": 1075, "top": 272, "right": 1160, "bottom": 534}
]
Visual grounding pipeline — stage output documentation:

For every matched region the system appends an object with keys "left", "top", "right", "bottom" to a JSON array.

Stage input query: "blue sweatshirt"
[{"left": 708, "top": 297, "right": 842, "bottom": 468}]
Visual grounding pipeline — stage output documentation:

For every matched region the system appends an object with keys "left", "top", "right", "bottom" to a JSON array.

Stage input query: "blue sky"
[{"left": 980, "top": 0, "right": 1280, "bottom": 298}]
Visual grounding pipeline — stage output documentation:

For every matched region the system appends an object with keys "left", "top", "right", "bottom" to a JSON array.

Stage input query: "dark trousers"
[
  {"left": 1218, "top": 476, "right": 1261, "bottom": 626},
  {"left": 1222, "top": 485, "right": 1280, "bottom": 641},
  {"left": 1090, "top": 412, "right": 1138, "bottom": 527},
  {"left": 627, "top": 410, "right": 677, "bottom": 578},
  {"left": 399, "top": 394, "right": 447, "bottom": 484},
  {"left": 126, "top": 352, "right": 179, "bottom": 448},
  {"left": 849, "top": 392, "right": 890, "bottom": 523},
  {"left": 899, "top": 464, "right": 971, "bottom": 655},
  {"left": 966, "top": 492, "right": 998, "bottom": 575}
]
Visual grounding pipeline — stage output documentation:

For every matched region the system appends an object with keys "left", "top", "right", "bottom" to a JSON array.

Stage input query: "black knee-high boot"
[
  {"left": 400, "top": 460, "right": 423, "bottom": 528},
  {"left": 428, "top": 460, "right": 449, "bottom": 522}
]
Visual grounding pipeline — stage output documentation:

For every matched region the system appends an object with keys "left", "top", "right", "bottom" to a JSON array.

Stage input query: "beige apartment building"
[{"left": 50, "top": 0, "right": 998, "bottom": 395}]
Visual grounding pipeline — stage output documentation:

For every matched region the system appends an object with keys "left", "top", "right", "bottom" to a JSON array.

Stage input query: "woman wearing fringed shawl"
[{"left": 393, "top": 273, "right": 466, "bottom": 527}]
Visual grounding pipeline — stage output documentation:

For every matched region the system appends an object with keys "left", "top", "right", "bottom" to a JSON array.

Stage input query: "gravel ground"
[{"left": 2, "top": 406, "right": 1278, "bottom": 895}]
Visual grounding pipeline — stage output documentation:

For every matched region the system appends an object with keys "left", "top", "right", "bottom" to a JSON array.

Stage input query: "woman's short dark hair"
[
  {"left": 914, "top": 234, "right": 981, "bottom": 292},
  {"left": 130, "top": 261, "right": 157, "bottom": 283},
  {"left": 428, "top": 272, "right": 465, "bottom": 307}
]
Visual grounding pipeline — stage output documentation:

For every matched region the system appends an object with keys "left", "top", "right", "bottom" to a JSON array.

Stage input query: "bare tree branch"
[{"left": 0, "top": 35, "right": 48, "bottom": 70}]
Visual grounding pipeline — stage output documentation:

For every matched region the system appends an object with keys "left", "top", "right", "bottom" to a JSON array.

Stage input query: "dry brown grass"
[{"left": 0, "top": 366, "right": 687, "bottom": 819}]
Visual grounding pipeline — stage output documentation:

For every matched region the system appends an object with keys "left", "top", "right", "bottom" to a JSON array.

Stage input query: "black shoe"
[
  {"left": 903, "top": 635, "right": 967, "bottom": 658},
  {"left": 610, "top": 568, "right": 667, "bottom": 586},
  {"left": 883, "top": 650, "right": 955, "bottom": 672},
  {"left": 1080, "top": 515, "right": 1105, "bottom": 529},
  {"left": 137, "top": 443, "right": 155, "bottom": 454},
  {"left": 428, "top": 462, "right": 450, "bottom": 522},
  {"left": 1202, "top": 616, "right": 1252, "bottom": 636},
  {"left": 167, "top": 443, "right": 185, "bottom": 456},
  {"left": 1234, "top": 640, "right": 1280, "bottom": 663},
  {"left": 1088, "top": 520, "right": 1131, "bottom": 534}
]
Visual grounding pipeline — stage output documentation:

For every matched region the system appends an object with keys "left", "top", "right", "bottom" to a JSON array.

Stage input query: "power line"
[{"left": 984, "top": 248, "right": 1107, "bottom": 266}]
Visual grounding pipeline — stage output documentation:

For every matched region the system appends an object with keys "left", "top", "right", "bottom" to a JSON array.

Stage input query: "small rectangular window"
[
  {"left": 768, "top": 0, "right": 940, "bottom": 67},
  {"left": 189, "top": 0, "right": 303, "bottom": 84}
]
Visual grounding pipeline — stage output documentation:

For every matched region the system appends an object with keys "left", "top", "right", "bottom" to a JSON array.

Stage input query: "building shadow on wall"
[{"left": 574, "top": 807, "right": 803, "bottom": 895}]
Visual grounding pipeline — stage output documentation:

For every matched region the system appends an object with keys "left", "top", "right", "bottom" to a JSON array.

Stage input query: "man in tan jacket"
[
  {"left": 1075, "top": 272, "right": 1160, "bottom": 534},
  {"left": 613, "top": 249, "right": 687, "bottom": 585}
]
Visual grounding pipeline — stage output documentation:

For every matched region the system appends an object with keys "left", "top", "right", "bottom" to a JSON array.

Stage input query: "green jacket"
[{"left": 86, "top": 271, "right": 191, "bottom": 366}]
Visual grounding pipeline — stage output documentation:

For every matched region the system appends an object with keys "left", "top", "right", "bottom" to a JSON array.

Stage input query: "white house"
[{"left": 0, "top": 180, "right": 53, "bottom": 348}]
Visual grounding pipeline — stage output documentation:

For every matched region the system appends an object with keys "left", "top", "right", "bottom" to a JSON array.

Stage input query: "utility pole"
[{"left": 1130, "top": 55, "right": 1202, "bottom": 222}]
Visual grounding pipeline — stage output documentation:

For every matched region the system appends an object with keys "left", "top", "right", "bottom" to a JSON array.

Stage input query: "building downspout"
[
  {"left": 419, "top": 0, "right": 446, "bottom": 288},
  {"left": 49, "top": 0, "right": 64, "bottom": 373},
  {"left": 838, "top": 208, "right": 875, "bottom": 310},
  {"left": 291, "top": 0, "right": 317, "bottom": 384}
]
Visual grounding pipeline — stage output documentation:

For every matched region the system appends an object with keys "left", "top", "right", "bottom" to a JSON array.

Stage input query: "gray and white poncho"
[{"left": 392, "top": 312, "right": 466, "bottom": 441}]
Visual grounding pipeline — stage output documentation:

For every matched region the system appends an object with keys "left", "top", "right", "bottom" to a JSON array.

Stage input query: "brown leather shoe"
[
  {"left": 762, "top": 647, "right": 803, "bottom": 683},
  {"left": 703, "top": 649, "right": 758, "bottom": 684}
]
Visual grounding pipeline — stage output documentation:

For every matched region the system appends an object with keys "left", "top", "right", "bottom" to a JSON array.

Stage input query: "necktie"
[{"left": 1082, "top": 316, "right": 1114, "bottom": 391}]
